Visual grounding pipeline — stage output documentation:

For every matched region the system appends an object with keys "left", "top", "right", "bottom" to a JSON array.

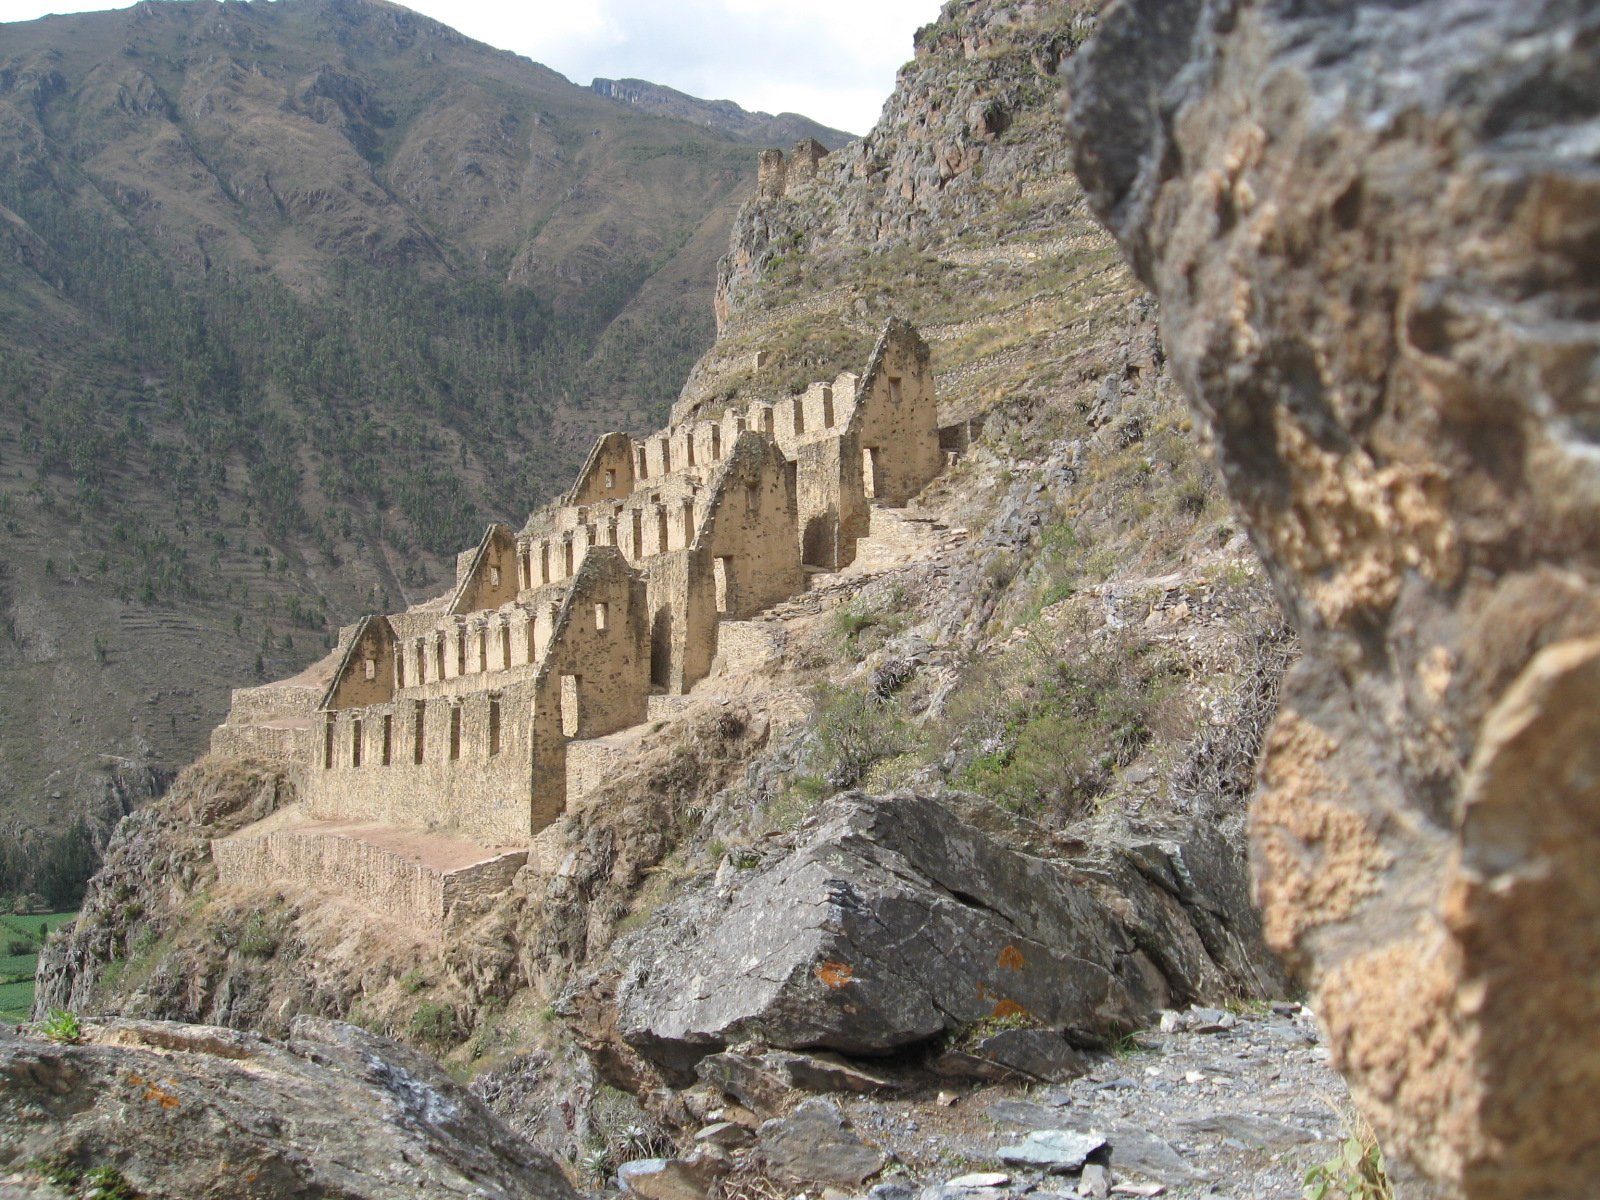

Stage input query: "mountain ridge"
[{"left": 589, "top": 77, "right": 856, "bottom": 149}]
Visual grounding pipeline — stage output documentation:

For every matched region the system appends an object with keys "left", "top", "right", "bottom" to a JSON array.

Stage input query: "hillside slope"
[{"left": 0, "top": 0, "right": 824, "bottom": 891}]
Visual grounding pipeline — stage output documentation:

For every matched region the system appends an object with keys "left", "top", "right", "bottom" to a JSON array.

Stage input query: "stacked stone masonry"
[{"left": 211, "top": 321, "right": 948, "bottom": 925}]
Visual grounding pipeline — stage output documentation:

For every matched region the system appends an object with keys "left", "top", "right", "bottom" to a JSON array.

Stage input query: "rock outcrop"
[
  {"left": 610, "top": 793, "right": 1275, "bottom": 1079},
  {"left": 0, "top": 1017, "right": 577, "bottom": 1200},
  {"left": 707, "top": 0, "right": 1100, "bottom": 339},
  {"left": 1069, "top": 2, "right": 1600, "bottom": 1196},
  {"left": 34, "top": 758, "right": 292, "bottom": 1018}
]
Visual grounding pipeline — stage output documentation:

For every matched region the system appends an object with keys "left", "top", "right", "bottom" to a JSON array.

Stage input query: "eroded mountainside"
[
  {"left": 0, "top": 0, "right": 793, "bottom": 889},
  {"left": 30, "top": 1, "right": 1337, "bottom": 1196}
]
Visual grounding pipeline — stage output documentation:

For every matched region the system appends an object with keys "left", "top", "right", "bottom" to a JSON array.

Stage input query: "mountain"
[
  {"left": 589, "top": 77, "right": 856, "bottom": 148},
  {"left": 0, "top": 0, "right": 840, "bottom": 899}
]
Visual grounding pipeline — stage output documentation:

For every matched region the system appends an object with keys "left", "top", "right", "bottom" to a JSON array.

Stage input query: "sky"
[{"left": 0, "top": 0, "right": 945, "bottom": 133}]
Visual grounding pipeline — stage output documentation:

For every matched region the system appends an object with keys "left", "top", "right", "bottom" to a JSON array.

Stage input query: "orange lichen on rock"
[{"left": 816, "top": 961, "right": 855, "bottom": 990}]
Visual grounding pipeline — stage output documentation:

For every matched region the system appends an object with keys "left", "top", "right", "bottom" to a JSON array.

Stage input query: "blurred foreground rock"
[{"left": 1070, "top": 1, "right": 1600, "bottom": 1195}]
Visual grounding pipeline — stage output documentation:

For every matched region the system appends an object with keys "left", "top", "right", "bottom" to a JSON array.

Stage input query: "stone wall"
[
  {"left": 209, "top": 720, "right": 313, "bottom": 766},
  {"left": 564, "top": 737, "right": 631, "bottom": 806},
  {"left": 448, "top": 525, "right": 521, "bottom": 616},
  {"left": 567, "top": 431, "right": 637, "bottom": 507},
  {"left": 538, "top": 547, "right": 650, "bottom": 742},
  {"left": 793, "top": 433, "right": 865, "bottom": 570},
  {"left": 323, "top": 615, "right": 397, "bottom": 711},
  {"left": 225, "top": 682, "right": 324, "bottom": 725},
  {"left": 711, "top": 620, "right": 786, "bottom": 677},
  {"left": 212, "top": 824, "right": 528, "bottom": 933},
  {"left": 853, "top": 319, "right": 941, "bottom": 506},
  {"left": 756, "top": 138, "right": 830, "bottom": 201},
  {"left": 301, "top": 549, "right": 648, "bottom": 842},
  {"left": 696, "top": 432, "right": 806, "bottom": 621},
  {"left": 307, "top": 681, "right": 542, "bottom": 842}
]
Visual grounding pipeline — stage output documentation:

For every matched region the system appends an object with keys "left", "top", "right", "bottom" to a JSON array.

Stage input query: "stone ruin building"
[
  {"left": 210, "top": 320, "right": 952, "bottom": 930},
  {"left": 758, "top": 136, "right": 829, "bottom": 200}
]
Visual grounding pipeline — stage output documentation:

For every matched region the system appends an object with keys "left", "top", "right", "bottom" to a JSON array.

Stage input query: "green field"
[{"left": 0, "top": 911, "right": 77, "bottom": 1024}]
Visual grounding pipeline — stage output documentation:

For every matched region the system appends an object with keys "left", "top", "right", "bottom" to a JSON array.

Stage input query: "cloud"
[
  {"left": 435, "top": 0, "right": 942, "bottom": 132},
  {"left": 0, "top": 0, "right": 943, "bottom": 133}
]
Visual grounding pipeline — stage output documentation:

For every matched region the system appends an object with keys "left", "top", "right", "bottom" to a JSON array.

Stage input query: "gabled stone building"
[{"left": 211, "top": 320, "right": 946, "bottom": 927}]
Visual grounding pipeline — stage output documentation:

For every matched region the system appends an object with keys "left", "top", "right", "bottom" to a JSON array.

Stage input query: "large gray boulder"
[
  {"left": 0, "top": 1017, "right": 577, "bottom": 1200},
  {"left": 615, "top": 793, "right": 1179, "bottom": 1077},
  {"left": 1068, "top": 1, "right": 1600, "bottom": 1196}
]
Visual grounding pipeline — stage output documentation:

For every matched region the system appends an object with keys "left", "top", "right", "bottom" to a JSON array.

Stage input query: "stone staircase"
[{"left": 848, "top": 504, "right": 953, "bottom": 573}]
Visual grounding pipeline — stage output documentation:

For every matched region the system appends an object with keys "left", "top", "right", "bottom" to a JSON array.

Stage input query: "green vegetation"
[
  {"left": 408, "top": 1000, "right": 463, "bottom": 1046},
  {"left": 832, "top": 590, "right": 909, "bottom": 658},
  {"left": 943, "top": 633, "right": 1187, "bottom": 820},
  {"left": 580, "top": 1084, "right": 674, "bottom": 1181},
  {"left": 954, "top": 1009, "right": 1038, "bottom": 1051},
  {"left": 795, "top": 683, "right": 913, "bottom": 795},
  {"left": 1304, "top": 1125, "right": 1394, "bottom": 1200},
  {"left": 0, "top": 911, "right": 77, "bottom": 1024},
  {"left": 212, "top": 911, "right": 282, "bottom": 960},
  {"left": 235, "top": 914, "right": 280, "bottom": 960},
  {"left": 1110, "top": 1032, "right": 1155, "bottom": 1060},
  {"left": 39, "top": 1006, "right": 84, "bottom": 1044},
  {"left": 398, "top": 969, "right": 430, "bottom": 995},
  {"left": 0, "top": 181, "right": 573, "bottom": 556},
  {"left": 0, "top": 822, "right": 100, "bottom": 912},
  {"left": 27, "top": 1156, "right": 142, "bottom": 1199}
]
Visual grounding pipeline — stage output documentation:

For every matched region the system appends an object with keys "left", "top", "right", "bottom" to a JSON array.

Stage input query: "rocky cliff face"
[
  {"left": 703, "top": 0, "right": 1100, "bottom": 346},
  {"left": 1068, "top": 2, "right": 1600, "bottom": 1196}
]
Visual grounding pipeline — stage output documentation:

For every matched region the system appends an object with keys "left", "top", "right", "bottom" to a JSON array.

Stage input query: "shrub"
[
  {"left": 944, "top": 633, "right": 1188, "bottom": 821},
  {"left": 805, "top": 684, "right": 912, "bottom": 792},
  {"left": 582, "top": 1084, "right": 674, "bottom": 1180},
  {"left": 235, "top": 913, "right": 278, "bottom": 959},
  {"left": 83, "top": 1166, "right": 142, "bottom": 1200},
  {"left": 398, "top": 969, "right": 429, "bottom": 995},
  {"left": 408, "top": 1001, "right": 461, "bottom": 1046},
  {"left": 27, "top": 1160, "right": 142, "bottom": 1200},
  {"left": 832, "top": 594, "right": 908, "bottom": 659}
]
